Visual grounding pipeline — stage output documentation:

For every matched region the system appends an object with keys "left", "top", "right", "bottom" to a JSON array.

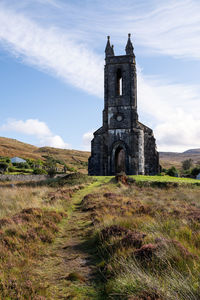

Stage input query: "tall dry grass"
[
  {"left": 0, "top": 182, "right": 79, "bottom": 298},
  {"left": 82, "top": 182, "right": 200, "bottom": 299},
  {"left": 0, "top": 186, "right": 50, "bottom": 218}
]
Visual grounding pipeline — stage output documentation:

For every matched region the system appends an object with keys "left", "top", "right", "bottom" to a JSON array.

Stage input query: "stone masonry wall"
[{"left": 0, "top": 174, "right": 64, "bottom": 182}]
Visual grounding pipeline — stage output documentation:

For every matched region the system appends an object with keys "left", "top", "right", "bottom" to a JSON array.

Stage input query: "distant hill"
[
  {"left": 0, "top": 137, "right": 90, "bottom": 173},
  {"left": 183, "top": 148, "right": 200, "bottom": 154},
  {"left": 160, "top": 149, "right": 200, "bottom": 169},
  {"left": 0, "top": 136, "right": 199, "bottom": 171}
]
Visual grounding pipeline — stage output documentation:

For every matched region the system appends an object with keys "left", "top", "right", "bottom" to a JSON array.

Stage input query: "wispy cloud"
[
  {"left": 59, "top": 0, "right": 200, "bottom": 60},
  {"left": 0, "top": 4, "right": 103, "bottom": 97},
  {"left": 0, "top": 119, "right": 70, "bottom": 149},
  {"left": 18, "top": 0, "right": 200, "bottom": 60},
  {"left": 129, "top": 0, "right": 200, "bottom": 60},
  {"left": 34, "top": 0, "right": 61, "bottom": 8},
  {"left": 0, "top": 1, "right": 200, "bottom": 152},
  {"left": 3, "top": 0, "right": 200, "bottom": 60}
]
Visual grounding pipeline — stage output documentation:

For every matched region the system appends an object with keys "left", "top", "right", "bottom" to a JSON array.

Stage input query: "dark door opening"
[{"left": 115, "top": 147, "right": 126, "bottom": 174}]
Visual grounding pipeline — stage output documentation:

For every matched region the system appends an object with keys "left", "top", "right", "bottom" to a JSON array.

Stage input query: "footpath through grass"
[
  {"left": 0, "top": 173, "right": 200, "bottom": 299},
  {"left": 0, "top": 174, "right": 110, "bottom": 299},
  {"left": 33, "top": 175, "right": 111, "bottom": 299}
]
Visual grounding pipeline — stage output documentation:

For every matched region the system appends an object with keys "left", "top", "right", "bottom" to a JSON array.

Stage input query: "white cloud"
[
  {"left": 1, "top": 119, "right": 51, "bottom": 137},
  {"left": 0, "top": 1, "right": 200, "bottom": 152},
  {"left": 39, "top": 134, "right": 69, "bottom": 149},
  {"left": 0, "top": 4, "right": 103, "bottom": 98},
  {"left": 0, "top": 119, "right": 70, "bottom": 149},
  {"left": 155, "top": 111, "right": 200, "bottom": 152},
  {"left": 137, "top": 73, "right": 200, "bottom": 152},
  {"left": 82, "top": 131, "right": 93, "bottom": 151}
]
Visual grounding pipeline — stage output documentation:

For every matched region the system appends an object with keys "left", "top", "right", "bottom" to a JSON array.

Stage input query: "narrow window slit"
[{"left": 117, "top": 69, "right": 122, "bottom": 96}]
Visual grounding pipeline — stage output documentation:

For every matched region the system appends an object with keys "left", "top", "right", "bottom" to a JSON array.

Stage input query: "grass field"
[
  {"left": 0, "top": 174, "right": 200, "bottom": 299},
  {"left": 131, "top": 174, "right": 200, "bottom": 183},
  {"left": 95, "top": 175, "right": 200, "bottom": 184}
]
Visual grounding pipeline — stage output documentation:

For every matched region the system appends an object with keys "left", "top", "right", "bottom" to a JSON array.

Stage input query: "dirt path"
[{"left": 35, "top": 178, "right": 107, "bottom": 299}]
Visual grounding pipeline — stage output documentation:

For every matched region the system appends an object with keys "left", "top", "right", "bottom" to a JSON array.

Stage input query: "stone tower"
[{"left": 88, "top": 34, "right": 159, "bottom": 175}]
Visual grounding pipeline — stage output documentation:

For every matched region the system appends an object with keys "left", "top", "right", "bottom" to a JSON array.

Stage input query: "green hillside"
[{"left": 0, "top": 137, "right": 90, "bottom": 173}]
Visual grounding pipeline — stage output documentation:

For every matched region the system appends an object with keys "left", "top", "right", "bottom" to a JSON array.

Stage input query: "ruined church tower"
[{"left": 88, "top": 34, "right": 159, "bottom": 175}]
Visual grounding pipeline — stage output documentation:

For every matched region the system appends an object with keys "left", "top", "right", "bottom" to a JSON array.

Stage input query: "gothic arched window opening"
[{"left": 116, "top": 69, "right": 122, "bottom": 96}]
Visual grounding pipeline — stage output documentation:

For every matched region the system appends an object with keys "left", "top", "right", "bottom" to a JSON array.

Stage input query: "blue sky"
[{"left": 0, "top": 0, "right": 200, "bottom": 152}]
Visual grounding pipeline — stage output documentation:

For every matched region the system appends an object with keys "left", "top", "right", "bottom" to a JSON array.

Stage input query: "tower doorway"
[{"left": 115, "top": 147, "right": 126, "bottom": 174}]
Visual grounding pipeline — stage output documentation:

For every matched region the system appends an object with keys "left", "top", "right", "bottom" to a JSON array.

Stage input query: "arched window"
[{"left": 116, "top": 69, "right": 122, "bottom": 96}]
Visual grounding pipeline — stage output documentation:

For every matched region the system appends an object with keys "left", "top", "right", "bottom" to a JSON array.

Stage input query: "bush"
[
  {"left": 166, "top": 166, "right": 178, "bottom": 177},
  {"left": 191, "top": 167, "right": 200, "bottom": 177},
  {"left": 180, "top": 169, "right": 192, "bottom": 178},
  {"left": 13, "top": 162, "right": 30, "bottom": 169},
  {"left": 182, "top": 159, "right": 193, "bottom": 170},
  {"left": 0, "top": 157, "right": 10, "bottom": 163},
  {"left": 8, "top": 166, "right": 17, "bottom": 173},
  {"left": 26, "top": 158, "right": 44, "bottom": 169},
  {"left": 0, "top": 162, "right": 9, "bottom": 173},
  {"left": 33, "top": 168, "right": 47, "bottom": 175},
  {"left": 66, "top": 165, "right": 77, "bottom": 172},
  {"left": 160, "top": 167, "right": 167, "bottom": 174},
  {"left": 54, "top": 158, "right": 65, "bottom": 166},
  {"left": 14, "top": 169, "right": 33, "bottom": 173},
  {"left": 47, "top": 168, "right": 57, "bottom": 178},
  {"left": 48, "top": 172, "right": 93, "bottom": 187},
  {"left": 8, "top": 167, "right": 32, "bottom": 174}
]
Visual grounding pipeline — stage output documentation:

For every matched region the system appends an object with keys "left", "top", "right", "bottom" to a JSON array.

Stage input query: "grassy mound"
[
  {"left": 0, "top": 207, "right": 66, "bottom": 298},
  {"left": 82, "top": 180, "right": 200, "bottom": 299},
  {"left": 0, "top": 183, "right": 80, "bottom": 299},
  {"left": 48, "top": 172, "right": 94, "bottom": 187}
]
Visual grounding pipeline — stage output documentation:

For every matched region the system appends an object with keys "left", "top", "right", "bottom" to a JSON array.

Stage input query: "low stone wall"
[{"left": 0, "top": 174, "right": 64, "bottom": 182}]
